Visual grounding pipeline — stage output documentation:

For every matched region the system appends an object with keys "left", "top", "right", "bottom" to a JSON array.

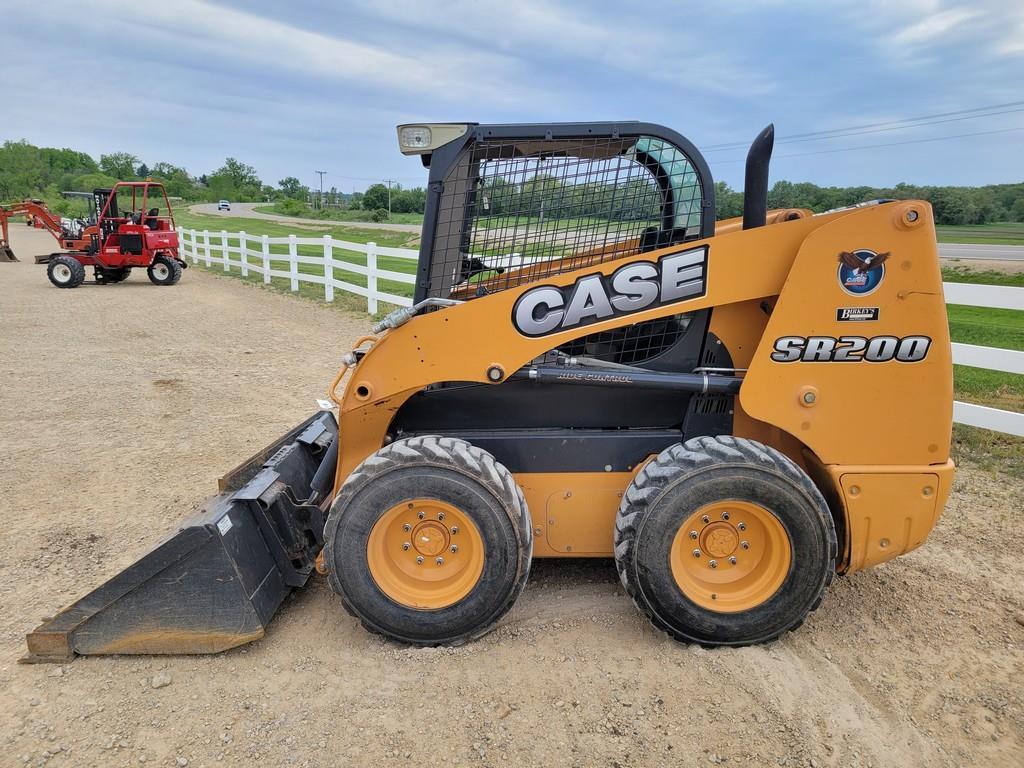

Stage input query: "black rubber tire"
[
  {"left": 324, "top": 436, "right": 532, "bottom": 646},
  {"left": 47, "top": 255, "right": 86, "bottom": 288},
  {"left": 95, "top": 267, "right": 131, "bottom": 284},
  {"left": 147, "top": 254, "right": 182, "bottom": 285},
  {"left": 614, "top": 435, "right": 836, "bottom": 646}
]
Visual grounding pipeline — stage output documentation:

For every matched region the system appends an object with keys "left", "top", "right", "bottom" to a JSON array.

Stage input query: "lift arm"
[{"left": 0, "top": 200, "right": 70, "bottom": 261}]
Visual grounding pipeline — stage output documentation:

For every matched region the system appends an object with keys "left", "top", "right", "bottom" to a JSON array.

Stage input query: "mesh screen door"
[{"left": 420, "top": 126, "right": 711, "bottom": 301}]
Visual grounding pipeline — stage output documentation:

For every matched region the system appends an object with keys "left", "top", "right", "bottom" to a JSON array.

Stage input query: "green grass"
[
  {"left": 253, "top": 203, "right": 424, "bottom": 226},
  {"left": 942, "top": 265, "right": 1024, "bottom": 287},
  {"left": 936, "top": 222, "right": 1024, "bottom": 246},
  {"left": 174, "top": 210, "right": 420, "bottom": 316},
  {"left": 177, "top": 211, "right": 1024, "bottom": 470},
  {"left": 942, "top": 264, "right": 1024, "bottom": 475}
]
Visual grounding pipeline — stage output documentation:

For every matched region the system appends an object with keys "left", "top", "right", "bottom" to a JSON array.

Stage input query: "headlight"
[
  {"left": 396, "top": 123, "right": 471, "bottom": 155},
  {"left": 399, "top": 126, "right": 431, "bottom": 150}
]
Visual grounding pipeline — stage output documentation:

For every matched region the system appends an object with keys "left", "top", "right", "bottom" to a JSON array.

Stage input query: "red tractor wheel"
[
  {"left": 47, "top": 255, "right": 86, "bottom": 288},
  {"left": 147, "top": 255, "right": 183, "bottom": 286}
]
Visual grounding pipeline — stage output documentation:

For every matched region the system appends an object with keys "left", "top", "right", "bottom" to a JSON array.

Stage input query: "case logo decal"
[
  {"left": 838, "top": 249, "right": 888, "bottom": 295},
  {"left": 512, "top": 246, "right": 707, "bottom": 337},
  {"left": 771, "top": 335, "right": 931, "bottom": 363}
]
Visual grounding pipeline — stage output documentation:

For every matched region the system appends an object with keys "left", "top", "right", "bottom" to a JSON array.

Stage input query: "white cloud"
[
  {"left": 352, "top": 0, "right": 773, "bottom": 95},
  {"left": 32, "top": 0, "right": 540, "bottom": 105},
  {"left": 887, "top": 7, "right": 979, "bottom": 47}
]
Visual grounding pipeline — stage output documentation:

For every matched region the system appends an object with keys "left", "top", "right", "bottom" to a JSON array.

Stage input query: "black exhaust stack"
[{"left": 742, "top": 124, "right": 774, "bottom": 230}]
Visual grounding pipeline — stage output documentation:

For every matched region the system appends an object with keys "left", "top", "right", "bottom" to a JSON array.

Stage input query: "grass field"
[
  {"left": 175, "top": 209, "right": 421, "bottom": 314},
  {"left": 176, "top": 210, "right": 1022, "bottom": 471},
  {"left": 936, "top": 222, "right": 1024, "bottom": 245},
  {"left": 253, "top": 203, "right": 425, "bottom": 226}
]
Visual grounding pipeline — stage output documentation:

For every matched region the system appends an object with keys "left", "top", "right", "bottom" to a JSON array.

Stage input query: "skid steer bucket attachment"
[{"left": 23, "top": 412, "right": 338, "bottom": 663}]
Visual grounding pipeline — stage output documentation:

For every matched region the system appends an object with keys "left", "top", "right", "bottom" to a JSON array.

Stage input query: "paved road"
[
  {"left": 938, "top": 243, "right": 1024, "bottom": 261},
  {"left": 189, "top": 202, "right": 422, "bottom": 233}
]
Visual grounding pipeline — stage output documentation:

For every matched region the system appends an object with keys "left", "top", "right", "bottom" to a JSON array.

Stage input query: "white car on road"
[{"left": 217, "top": 200, "right": 231, "bottom": 211}]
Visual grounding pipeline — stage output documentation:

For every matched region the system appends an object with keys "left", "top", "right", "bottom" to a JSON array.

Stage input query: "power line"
[
  {"left": 712, "top": 126, "right": 1024, "bottom": 164},
  {"left": 702, "top": 100, "right": 1024, "bottom": 152},
  {"left": 704, "top": 107, "right": 1024, "bottom": 153}
]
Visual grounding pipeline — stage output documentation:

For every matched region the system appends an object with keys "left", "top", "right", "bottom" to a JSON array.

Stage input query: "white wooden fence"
[
  {"left": 176, "top": 226, "right": 418, "bottom": 313},
  {"left": 176, "top": 227, "right": 1022, "bottom": 437},
  {"left": 943, "top": 281, "right": 1024, "bottom": 437}
]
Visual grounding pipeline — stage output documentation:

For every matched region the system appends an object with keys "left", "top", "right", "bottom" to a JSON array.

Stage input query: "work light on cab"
[{"left": 396, "top": 124, "right": 469, "bottom": 154}]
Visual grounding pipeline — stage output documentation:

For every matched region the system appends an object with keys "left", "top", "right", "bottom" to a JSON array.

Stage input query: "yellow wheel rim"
[
  {"left": 367, "top": 498, "right": 484, "bottom": 609},
  {"left": 669, "top": 500, "right": 791, "bottom": 613}
]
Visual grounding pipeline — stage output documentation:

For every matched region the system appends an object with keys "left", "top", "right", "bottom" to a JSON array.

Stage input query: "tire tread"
[
  {"left": 614, "top": 436, "right": 837, "bottom": 646},
  {"left": 324, "top": 436, "right": 532, "bottom": 646}
]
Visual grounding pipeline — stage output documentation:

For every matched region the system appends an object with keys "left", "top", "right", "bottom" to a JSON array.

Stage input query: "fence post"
[
  {"left": 262, "top": 234, "right": 271, "bottom": 285},
  {"left": 323, "top": 235, "right": 334, "bottom": 302},
  {"left": 202, "top": 230, "right": 211, "bottom": 267},
  {"left": 289, "top": 234, "right": 299, "bottom": 291},
  {"left": 239, "top": 231, "right": 248, "bottom": 277},
  {"left": 366, "top": 241, "right": 378, "bottom": 314},
  {"left": 221, "top": 230, "right": 229, "bottom": 271},
  {"left": 177, "top": 226, "right": 189, "bottom": 263}
]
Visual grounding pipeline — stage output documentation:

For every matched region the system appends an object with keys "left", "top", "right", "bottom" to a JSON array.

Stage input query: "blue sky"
[{"left": 5, "top": 0, "right": 1023, "bottom": 192}]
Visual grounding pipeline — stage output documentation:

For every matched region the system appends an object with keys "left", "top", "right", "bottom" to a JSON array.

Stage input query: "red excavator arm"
[{"left": 0, "top": 200, "right": 72, "bottom": 262}]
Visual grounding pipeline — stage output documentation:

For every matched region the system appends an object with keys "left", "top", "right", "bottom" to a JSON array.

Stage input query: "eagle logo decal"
[{"left": 837, "top": 249, "right": 888, "bottom": 295}]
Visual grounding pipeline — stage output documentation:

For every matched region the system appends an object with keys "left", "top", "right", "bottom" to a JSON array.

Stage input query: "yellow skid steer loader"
[{"left": 24, "top": 121, "right": 954, "bottom": 661}]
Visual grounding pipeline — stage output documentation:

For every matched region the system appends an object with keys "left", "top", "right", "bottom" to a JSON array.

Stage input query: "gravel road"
[{"left": 0, "top": 225, "right": 1021, "bottom": 768}]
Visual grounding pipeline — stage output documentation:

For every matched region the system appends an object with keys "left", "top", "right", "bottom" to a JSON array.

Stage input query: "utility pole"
[
  {"left": 315, "top": 170, "right": 326, "bottom": 210},
  {"left": 383, "top": 179, "right": 396, "bottom": 219}
]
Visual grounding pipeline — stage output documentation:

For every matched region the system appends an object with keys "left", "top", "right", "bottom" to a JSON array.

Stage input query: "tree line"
[
  {"left": 3, "top": 139, "right": 1021, "bottom": 226},
  {"left": 0, "top": 139, "right": 429, "bottom": 220},
  {"left": 715, "top": 180, "right": 1024, "bottom": 225}
]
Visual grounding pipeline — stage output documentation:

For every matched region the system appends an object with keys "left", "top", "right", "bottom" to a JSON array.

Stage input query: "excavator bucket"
[
  {"left": 22, "top": 412, "right": 338, "bottom": 663},
  {"left": 0, "top": 243, "right": 17, "bottom": 262}
]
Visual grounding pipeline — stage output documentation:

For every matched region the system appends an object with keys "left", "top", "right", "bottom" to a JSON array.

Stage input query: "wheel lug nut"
[
  {"left": 403, "top": 523, "right": 412, "bottom": 532},
  {"left": 740, "top": 541, "right": 750, "bottom": 550},
  {"left": 450, "top": 526, "right": 459, "bottom": 535},
  {"left": 729, "top": 556, "right": 737, "bottom": 565},
  {"left": 437, "top": 512, "right": 446, "bottom": 521},
  {"left": 692, "top": 549, "right": 701, "bottom": 558},
  {"left": 450, "top": 545, "right": 458, "bottom": 553},
  {"left": 738, "top": 522, "right": 746, "bottom": 531},
  {"left": 415, "top": 556, "right": 424, "bottom": 564},
  {"left": 435, "top": 556, "right": 444, "bottom": 565},
  {"left": 708, "top": 559, "right": 718, "bottom": 569},
  {"left": 417, "top": 511, "right": 425, "bottom": 519},
  {"left": 701, "top": 515, "right": 710, "bottom": 524},
  {"left": 402, "top": 542, "right": 411, "bottom": 551},
  {"left": 721, "top": 511, "right": 730, "bottom": 521},
  {"left": 689, "top": 530, "right": 698, "bottom": 540}
]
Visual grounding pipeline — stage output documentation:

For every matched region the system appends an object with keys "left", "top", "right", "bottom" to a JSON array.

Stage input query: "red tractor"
[{"left": 0, "top": 181, "right": 186, "bottom": 288}]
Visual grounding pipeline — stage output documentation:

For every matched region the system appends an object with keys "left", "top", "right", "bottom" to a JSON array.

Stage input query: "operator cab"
[{"left": 96, "top": 182, "right": 176, "bottom": 255}]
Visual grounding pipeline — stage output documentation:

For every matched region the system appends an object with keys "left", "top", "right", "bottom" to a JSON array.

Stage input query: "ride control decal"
[
  {"left": 837, "top": 249, "right": 888, "bottom": 295},
  {"left": 512, "top": 246, "right": 708, "bottom": 337},
  {"left": 771, "top": 335, "right": 931, "bottom": 363}
]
